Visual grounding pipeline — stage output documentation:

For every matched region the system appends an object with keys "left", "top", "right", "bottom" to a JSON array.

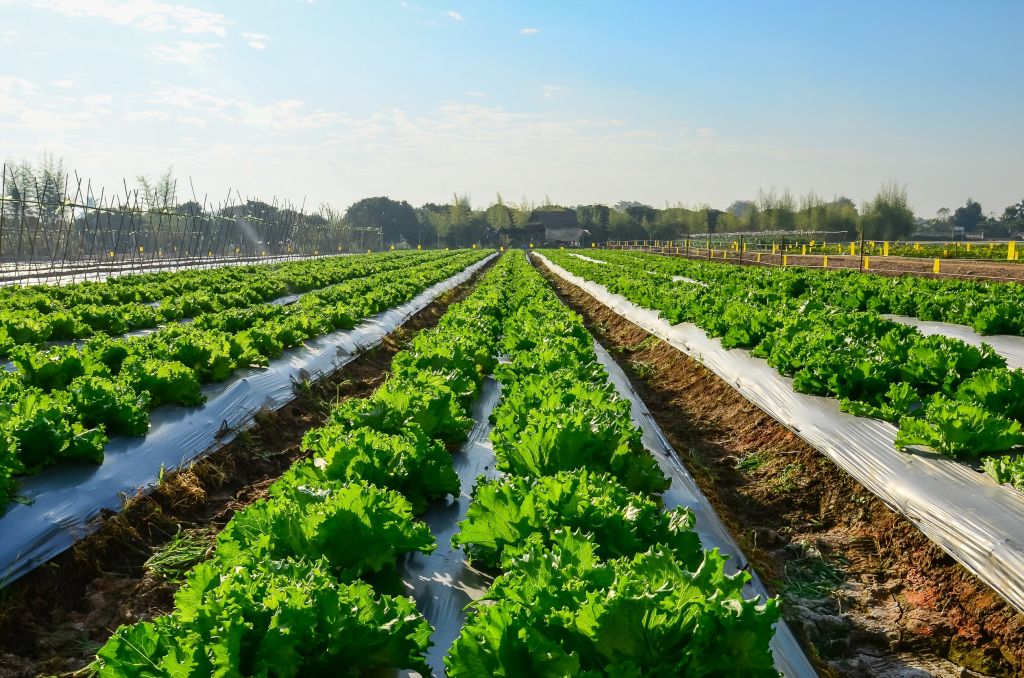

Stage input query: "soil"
[
  {"left": 620, "top": 245, "right": 1024, "bottom": 283},
  {"left": 0, "top": 260, "right": 493, "bottom": 678},
  {"left": 537, "top": 259, "right": 1024, "bottom": 678}
]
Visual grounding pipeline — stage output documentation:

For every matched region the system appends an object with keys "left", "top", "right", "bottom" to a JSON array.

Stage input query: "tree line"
[{"left": 5, "top": 157, "right": 1023, "bottom": 249}]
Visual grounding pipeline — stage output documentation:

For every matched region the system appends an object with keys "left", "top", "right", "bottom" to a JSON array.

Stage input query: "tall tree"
[
  {"left": 858, "top": 181, "right": 914, "bottom": 240},
  {"left": 343, "top": 196, "right": 419, "bottom": 245},
  {"left": 953, "top": 198, "right": 984, "bottom": 233}
]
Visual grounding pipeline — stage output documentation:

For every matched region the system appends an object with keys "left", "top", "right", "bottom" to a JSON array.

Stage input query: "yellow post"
[
  {"left": 208, "top": 250, "right": 212, "bottom": 257},
  {"left": 783, "top": 255, "right": 788, "bottom": 268},
  {"left": 756, "top": 252, "right": 762, "bottom": 263},
  {"left": 914, "top": 242, "right": 921, "bottom": 252},
  {"left": 810, "top": 239, "right": 815, "bottom": 247},
  {"left": 500, "top": 246, "right": 504, "bottom": 252},
  {"left": 139, "top": 246, "right": 144, "bottom": 253},
  {"left": 529, "top": 243, "right": 534, "bottom": 248},
  {"left": 823, "top": 255, "right": 828, "bottom": 268},
  {"left": 967, "top": 243, "right": 972, "bottom": 252},
  {"left": 883, "top": 241, "right": 889, "bottom": 256},
  {"left": 801, "top": 245, "right": 807, "bottom": 255},
  {"left": 933, "top": 258, "right": 940, "bottom": 274},
  {"left": 109, "top": 251, "right": 115, "bottom": 258},
  {"left": 417, "top": 244, "right": 422, "bottom": 250},
  {"left": 772, "top": 243, "right": 778, "bottom": 254},
  {"left": 472, "top": 244, "right": 477, "bottom": 249},
  {"left": 864, "top": 256, "right": 870, "bottom": 270},
  {"left": 390, "top": 245, "right": 395, "bottom": 251},
  {"left": 849, "top": 242, "right": 855, "bottom": 255},
  {"left": 262, "top": 250, "right": 266, "bottom": 257},
  {"left": 592, "top": 242, "right": 596, "bottom": 248},
  {"left": 1008, "top": 241, "right": 1016, "bottom": 260}
]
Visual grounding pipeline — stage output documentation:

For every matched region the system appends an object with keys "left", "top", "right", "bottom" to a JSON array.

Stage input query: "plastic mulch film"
[
  {"left": 535, "top": 253, "right": 1024, "bottom": 616},
  {"left": 397, "top": 377, "right": 502, "bottom": 678},
  {"left": 395, "top": 367, "right": 813, "bottom": 676},
  {"left": 595, "top": 340, "right": 816, "bottom": 677},
  {"left": 570, "top": 251, "right": 1024, "bottom": 365},
  {"left": 0, "top": 254, "right": 496, "bottom": 587}
]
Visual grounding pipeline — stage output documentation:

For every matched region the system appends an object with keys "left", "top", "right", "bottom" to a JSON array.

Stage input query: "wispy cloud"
[
  {"left": 446, "top": 10, "right": 463, "bottom": 21},
  {"left": 464, "top": 91, "right": 486, "bottom": 98},
  {"left": 242, "top": 32, "right": 270, "bottom": 50},
  {"left": 518, "top": 27, "right": 539, "bottom": 35},
  {"left": 28, "top": 0, "right": 229, "bottom": 36},
  {"left": 147, "top": 86, "right": 344, "bottom": 131},
  {"left": 50, "top": 79, "right": 77, "bottom": 89},
  {"left": 541, "top": 84, "right": 565, "bottom": 99},
  {"left": 147, "top": 41, "right": 221, "bottom": 65}
]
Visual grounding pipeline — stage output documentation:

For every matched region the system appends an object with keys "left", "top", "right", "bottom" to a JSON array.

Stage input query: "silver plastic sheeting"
[
  {"left": 0, "top": 254, "right": 496, "bottom": 587},
  {"left": 882, "top": 314, "right": 1024, "bottom": 370},
  {"left": 594, "top": 341, "right": 815, "bottom": 677},
  {"left": 398, "top": 378, "right": 502, "bottom": 678},
  {"left": 535, "top": 253, "right": 1024, "bottom": 616}
]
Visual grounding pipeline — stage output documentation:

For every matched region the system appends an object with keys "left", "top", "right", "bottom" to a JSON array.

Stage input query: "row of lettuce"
[
  {"left": 0, "top": 250, "right": 486, "bottom": 513},
  {"left": 604, "top": 248, "right": 1024, "bottom": 336},
  {"left": 542, "top": 249, "right": 1024, "bottom": 491},
  {"left": 0, "top": 251, "right": 440, "bottom": 356},
  {"left": 94, "top": 251, "right": 781, "bottom": 677}
]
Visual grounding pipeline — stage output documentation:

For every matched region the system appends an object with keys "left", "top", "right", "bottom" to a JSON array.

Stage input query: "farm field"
[
  {"left": 542, "top": 249, "right": 1024, "bottom": 481},
  {"left": 0, "top": 251, "right": 797, "bottom": 676},
  {"left": 0, "top": 249, "right": 489, "bottom": 517},
  {"left": 1, "top": 250, "right": 1022, "bottom": 677},
  {"left": 537, "top": 248, "right": 1024, "bottom": 671}
]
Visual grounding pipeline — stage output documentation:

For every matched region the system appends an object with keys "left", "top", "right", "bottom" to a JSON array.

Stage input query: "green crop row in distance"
[
  {"left": 0, "top": 250, "right": 487, "bottom": 513},
  {"left": 543, "top": 249, "right": 1024, "bottom": 491},
  {"left": 0, "top": 251, "right": 451, "bottom": 356}
]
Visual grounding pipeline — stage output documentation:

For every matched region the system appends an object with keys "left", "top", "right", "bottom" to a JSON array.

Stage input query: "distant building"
[{"left": 525, "top": 208, "right": 582, "bottom": 244}]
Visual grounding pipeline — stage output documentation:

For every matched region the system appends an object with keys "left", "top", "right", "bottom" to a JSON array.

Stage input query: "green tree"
[
  {"left": 858, "top": 182, "right": 914, "bottom": 240},
  {"left": 343, "top": 196, "right": 419, "bottom": 245},
  {"left": 953, "top": 198, "right": 984, "bottom": 233}
]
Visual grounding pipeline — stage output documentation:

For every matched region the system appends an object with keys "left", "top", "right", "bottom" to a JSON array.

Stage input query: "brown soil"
[
  {"left": 0, "top": 261, "right": 492, "bottom": 678},
  {"left": 620, "top": 245, "right": 1024, "bottom": 283},
  {"left": 538, "top": 260, "right": 1024, "bottom": 678}
]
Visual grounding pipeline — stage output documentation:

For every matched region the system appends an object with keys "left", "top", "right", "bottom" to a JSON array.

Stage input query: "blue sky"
[{"left": 2, "top": 0, "right": 1022, "bottom": 215}]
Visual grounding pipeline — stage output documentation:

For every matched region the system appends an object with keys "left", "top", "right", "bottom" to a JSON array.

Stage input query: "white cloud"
[
  {"left": 50, "top": 79, "right": 77, "bottom": 89},
  {"left": 28, "top": 0, "right": 229, "bottom": 36},
  {"left": 147, "top": 41, "right": 221, "bottom": 65},
  {"left": 147, "top": 86, "right": 344, "bottom": 131},
  {"left": 2, "top": 30, "right": 17, "bottom": 43},
  {"left": 242, "top": 31, "right": 270, "bottom": 50},
  {"left": 446, "top": 10, "right": 463, "bottom": 21},
  {"left": 518, "top": 27, "right": 539, "bottom": 35},
  {"left": 464, "top": 91, "right": 486, "bottom": 98},
  {"left": 696, "top": 127, "right": 714, "bottom": 139}
]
